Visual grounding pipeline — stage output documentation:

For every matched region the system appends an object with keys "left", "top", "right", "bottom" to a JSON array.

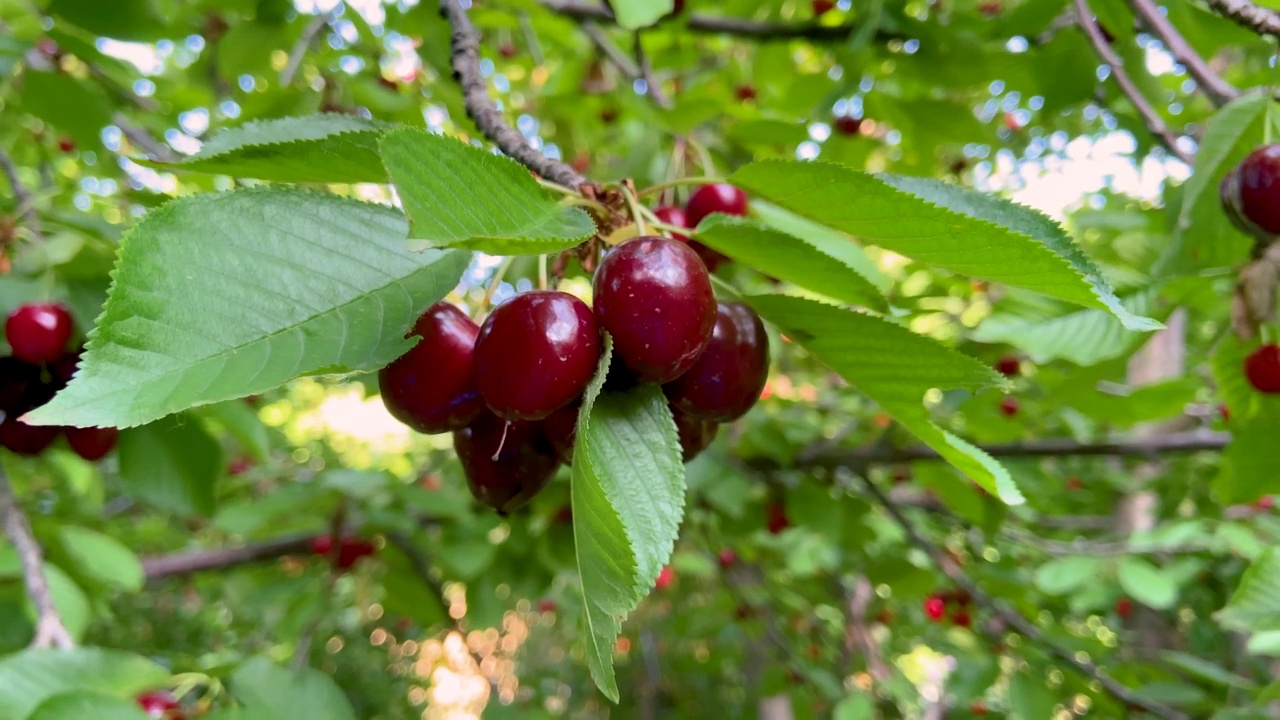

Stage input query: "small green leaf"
[
  {"left": 1033, "top": 556, "right": 1103, "bottom": 595},
  {"left": 29, "top": 692, "right": 151, "bottom": 720},
  {"left": 46, "top": 0, "right": 169, "bottom": 40},
  {"left": 1117, "top": 557, "right": 1178, "bottom": 609},
  {"left": 731, "top": 161, "right": 1160, "bottom": 331},
  {"left": 27, "top": 189, "right": 470, "bottom": 429},
  {"left": 972, "top": 289, "right": 1156, "bottom": 366},
  {"left": 42, "top": 565, "right": 89, "bottom": 642},
  {"left": 750, "top": 200, "right": 890, "bottom": 292},
  {"left": 573, "top": 338, "right": 686, "bottom": 701},
  {"left": 380, "top": 128, "right": 596, "bottom": 254},
  {"left": 1218, "top": 548, "right": 1280, "bottom": 633},
  {"left": 18, "top": 71, "right": 112, "bottom": 148},
  {"left": 198, "top": 400, "right": 270, "bottom": 462},
  {"left": 230, "top": 656, "right": 355, "bottom": 720},
  {"left": 1160, "top": 651, "right": 1257, "bottom": 690},
  {"left": 744, "top": 294, "right": 1021, "bottom": 503},
  {"left": 117, "top": 414, "right": 223, "bottom": 517},
  {"left": 694, "top": 216, "right": 886, "bottom": 310},
  {"left": 609, "top": 0, "right": 674, "bottom": 29},
  {"left": 57, "top": 526, "right": 144, "bottom": 592},
  {"left": 0, "top": 648, "right": 169, "bottom": 720},
  {"left": 149, "top": 114, "right": 389, "bottom": 183}
]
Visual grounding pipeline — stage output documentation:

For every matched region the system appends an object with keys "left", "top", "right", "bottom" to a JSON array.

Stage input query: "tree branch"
[
  {"left": 581, "top": 22, "right": 640, "bottom": 76},
  {"left": 0, "top": 147, "right": 43, "bottom": 241},
  {"left": 1075, "top": 0, "right": 1194, "bottom": 164},
  {"left": 854, "top": 473, "right": 1186, "bottom": 720},
  {"left": 112, "top": 113, "right": 177, "bottom": 163},
  {"left": 537, "top": 0, "right": 896, "bottom": 42},
  {"left": 280, "top": 11, "right": 332, "bottom": 87},
  {"left": 633, "top": 32, "right": 672, "bottom": 109},
  {"left": 1206, "top": 0, "right": 1280, "bottom": 39},
  {"left": 0, "top": 472, "right": 74, "bottom": 649},
  {"left": 441, "top": 0, "right": 587, "bottom": 188},
  {"left": 1124, "top": 0, "right": 1238, "bottom": 106},
  {"left": 142, "top": 535, "right": 317, "bottom": 580}
]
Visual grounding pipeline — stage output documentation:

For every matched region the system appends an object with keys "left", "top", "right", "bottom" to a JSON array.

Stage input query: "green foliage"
[
  {"left": 228, "top": 656, "right": 356, "bottom": 720},
  {"left": 0, "top": 648, "right": 169, "bottom": 719}
]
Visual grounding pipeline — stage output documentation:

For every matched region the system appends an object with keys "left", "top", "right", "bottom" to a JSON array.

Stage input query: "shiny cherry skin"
[
  {"left": 136, "top": 691, "right": 182, "bottom": 719},
  {"left": 5, "top": 303, "right": 74, "bottom": 364},
  {"left": 685, "top": 184, "right": 748, "bottom": 227},
  {"left": 594, "top": 237, "right": 716, "bottom": 384},
  {"left": 664, "top": 302, "right": 769, "bottom": 422},
  {"left": 1245, "top": 343, "right": 1280, "bottom": 393},
  {"left": 671, "top": 405, "right": 717, "bottom": 462},
  {"left": 924, "top": 595, "right": 946, "bottom": 621},
  {"left": 379, "top": 303, "right": 485, "bottom": 434},
  {"left": 654, "top": 565, "right": 674, "bottom": 590},
  {"left": 475, "top": 291, "right": 601, "bottom": 421},
  {"left": 66, "top": 426, "right": 119, "bottom": 461},
  {"left": 453, "top": 412, "right": 559, "bottom": 514},
  {"left": 542, "top": 403, "right": 579, "bottom": 465},
  {"left": 653, "top": 205, "right": 690, "bottom": 241},
  {"left": 1228, "top": 145, "right": 1280, "bottom": 235}
]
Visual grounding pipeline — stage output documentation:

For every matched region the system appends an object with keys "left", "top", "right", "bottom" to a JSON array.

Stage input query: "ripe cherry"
[
  {"left": 924, "top": 595, "right": 946, "bottom": 621},
  {"left": 665, "top": 303, "right": 770, "bottom": 422},
  {"left": 498, "top": 43, "right": 517, "bottom": 58},
  {"left": 672, "top": 405, "right": 717, "bottom": 461},
  {"left": 453, "top": 412, "right": 559, "bottom": 514},
  {"left": 685, "top": 183, "right": 749, "bottom": 227},
  {"left": 654, "top": 565, "right": 674, "bottom": 590},
  {"left": 951, "top": 609, "right": 972, "bottom": 627},
  {"left": 1065, "top": 476, "right": 1084, "bottom": 491},
  {"left": 832, "top": 116, "right": 862, "bottom": 136},
  {"left": 593, "top": 236, "right": 716, "bottom": 384},
  {"left": 311, "top": 535, "right": 376, "bottom": 570},
  {"left": 998, "top": 396, "right": 1019, "bottom": 417},
  {"left": 1244, "top": 343, "right": 1280, "bottom": 393},
  {"left": 0, "top": 417, "right": 59, "bottom": 456},
  {"left": 994, "top": 354, "right": 1020, "bottom": 377},
  {"left": 136, "top": 691, "right": 182, "bottom": 719},
  {"left": 379, "top": 303, "right": 485, "bottom": 434},
  {"left": 5, "top": 303, "right": 74, "bottom": 364},
  {"left": 971, "top": 701, "right": 989, "bottom": 716},
  {"left": 653, "top": 205, "right": 690, "bottom": 241},
  {"left": 813, "top": 0, "right": 836, "bottom": 15},
  {"left": 57, "top": 138, "right": 76, "bottom": 153},
  {"left": 1223, "top": 145, "right": 1280, "bottom": 236},
  {"left": 0, "top": 356, "right": 40, "bottom": 419},
  {"left": 66, "top": 426, "right": 118, "bottom": 461},
  {"left": 542, "top": 403, "right": 579, "bottom": 465},
  {"left": 765, "top": 501, "right": 790, "bottom": 534},
  {"left": 1115, "top": 596, "right": 1133, "bottom": 619},
  {"left": 735, "top": 85, "right": 757, "bottom": 101},
  {"left": 474, "top": 291, "right": 600, "bottom": 421},
  {"left": 1256, "top": 495, "right": 1274, "bottom": 510},
  {"left": 717, "top": 548, "right": 737, "bottom": 569},
  {"left": 537, "top": 599, "right": 557, "bottom": 614}
]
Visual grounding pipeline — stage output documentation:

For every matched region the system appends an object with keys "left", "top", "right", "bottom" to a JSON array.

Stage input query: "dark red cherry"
[
  {"left": 671, "top": 405, "right": 717, "bottom": 461},
  {"left": 66, "top": 426, "right": 118, "bottom": 461},
  {"left": 812, "top": 0, "right": 836, "bottom": 14},
  {"left": 0, "top": 418, "right": 59, "bottom": 456},
  {"left": 765, "top": 501, "right": 790, "bottom": 534},
  {"left": 378, "top": 303, "right": 484, "bottom": 434},
  {"left": 453, "top": 412, "right": 559, "bottom": 514},
  {"left": 1244, "top": 343, "right": 1280, "bottom": 393},
  {"left": 717, "top": 548, "right": 737, "bottom": 568},
  {"left": 50, "top": 349, "right": 81, "bottom": 387},
  {"left": 833, "top": 116, "right": 862, "bottom": 136},
  {"left": 994, "top": 355, "right": 1020, "bottom": 378},
  {"left": 475, "top": 291, "right": 601, "bottom": 421},
  {"left": 136, "top": 691, "right": 182, "bottom": 719},
  {"left": 664, "top": 302, "right": 769, "bottom": 422},
  {"left": 0, "top": 356, "right": 41, "bottom": 418},
  {"left": 1230, "top": 145, "right": 1280, "bottom": 235},
  {"left": 57, "top": 138, "right": 76, "bottom": 154},
  {"left": 593, "top": 237, "right": 716, "bottom": 384},
  {"left": 685, "top": 184, "right": 748, "bottom": 227},
  {"left": 999, "top": 396, "right": 1019, "bottom": 416},
  {"left": 310, "top": 535, "right": 334, "bottom": 556},
  {"left": 542, "top": 403, "right": 579, "bottom": 465},
  {"left": 5, "top": 303, "right": 74, "bottom": 364},
  {"left": 924, "top": 595, "right": 946, "bottom": 621},
  {"left": 735, "top": 85, "right": 757, "bottom": 101},
  {"left": 336, "top": 538, "right": 376, "bottom": 570},
  {"left": 653, "top": 205, "right": 690, "bottom": 241}
]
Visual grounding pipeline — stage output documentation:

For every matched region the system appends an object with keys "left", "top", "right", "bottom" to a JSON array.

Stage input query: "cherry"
[
  {"left": 717, "top": 548, "right": 737, "bottom": 569},
  {"left": 653, "top": 205, "right": 690, "bottom": 241},
  {"left": 378, "top": 303, "right": 484, "bottom": 434},
  {"left": 1219, "top": 403, "right": 1230, "bottom": 422},
  {"left": 311, "top": 535, "right": 376, "bottom": 570},
  {"left": 0, "top": 417, "right": 59, "bottom": 456},
  {"left": 994, "top": 354, "right": 1020, "bottom": 377},
  {"left": 978, "top": 0, "right": 1001, "bottom": 15},
  {"left": 832, "top": 116, "right": 862, "bottom": 136},
  {"left": 57, "top": 138, "right": 76, "bottom": 153},
  {"left": 813, "top": 0, "right": 836, "bottom": 15},
  {"left": 1002, "top": 112, "right": 1022, "bottom": 131},
  {"left": 734, "top": 85, "right": 757, "bottom": 101},
  {"left": 765, "top": 501, "right": 790, "bottom": 534},
  {"left": 136, "top": 691, "right": 182, "bottom": 719},
  {"left": 953, "top": 589, "right": 973, "bottom": 605},
  {"left": 571, "top": 152, "right": 590, "bottom": 173},
  {"left": 672, "top": 405, "right": 717, "bottom": 461},
  {"left": 593, "top": 236, "right": 716, "bottom": 384},
  {"left": 951, "top": 609, "right": 972, "bottom": 627},
  {"left": 998, "top": 396, "right": 1019, "bottom": 417},
  {"left": 665, "top": 302, "right": 769, "bottom": 422},
  {"left": 498, "top": 43, "right": 517, "bottom": 58},
  {"left": 1244, "top": 343, "right": 1280, "bottom": 393},
  {"left": 453, "top": 412, "right": 559, "bottom": 514},
  {"left": 0, "top": 356, "right": 40, "bottom": 419},
  {"left": 66, "top": 427, "right": 118, "bottom": 461},
  {"left": 1223, "top": 145, "right": 1280, "bottom": 236},
  {"left": 654, "top": 565, "right": 674, "bottom": 590},
  {"left": 475, "top": 291, "right": 600, "bottom": 421},
  {"left": 5, "top": 303, "right": 74, "bottom": 364},
  {"left": 228, "top": 456, "right": 254, "bottom": 475},
  {"left": 685, "top": 183, "right": 748, "bottom": 228},
  {"left": 542, "top": 403, "right": 579, "bottom": 465},
  {"left": 1115, "top": 596, "right": 1133, "bottom": 619},
  {"left": 924, "top": 595, "right": 946, "bottom": 621},
  {"left": 537, "top": 599, "right": 557, "bottom": 614},
  {"left": 1256, "top": 495, "right": 1274, "bottom": 510},
  {"left": 971, "top": 701, "right": 989, "bottom": 716}
]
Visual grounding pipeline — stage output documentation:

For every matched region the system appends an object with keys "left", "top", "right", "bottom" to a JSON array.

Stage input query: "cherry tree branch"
[
  {"left": 581, "top": 22, "right": 640, "bottom": 76},
  {"left": 281, "top": 11, "right": 333, "bottom": 86},
  {"left": 1124, "top": 0, "right": 1238, "bottom": 106},
  {"left": 633, "top": 32, "right": 672, "bottom": 109},
  {"left": 441, "top": 0, "right": 587, "bottom": 188},
  {"left": 0, "top": 472, "right": 74, "bottom": 649},
  {"left": 0, "top": 147, "right": 44, "bottom": 241},
  {"left": 1206, "top": 0, "right": 1280, "bottom": 39},
  {"left": 1075, "top": 0, "right": 1194, "bottom": 164},
  {"left": 854, "top": 473, "right": 1186, "bottom": 720},
  {"left": 142, "top": 535, "right": 317, "bottom": 580}
]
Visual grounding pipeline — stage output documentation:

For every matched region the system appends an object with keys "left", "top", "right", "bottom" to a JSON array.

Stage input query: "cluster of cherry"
[
  {"left": 923, "top": 588, "right": 974, "bottom": 627},
  {"left": 379, "top": 185, "right": 770, "bottom": 514},
  {"left": 1220, "top": 145, "right": 1280, "bottom": 394},
  {"left": 0, "top": 302, "right": 117, "bottom": 460}
]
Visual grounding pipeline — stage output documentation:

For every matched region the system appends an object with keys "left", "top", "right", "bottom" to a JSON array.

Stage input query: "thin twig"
[
  {"left": 854, "top": 473, "right": 1186, "bottom": 719},
  {"left": 112, "top": 113, "right": 177, "bottom": 162},
  {"left": 442, "top": 0, "right": 587, "bottom": 188},
  {"left": 1206, "top": 0, "right": 1280, "bottom": 39},
  {"left": 142, "top": 535, "right": 317, "bottom": 580},
  {"left": 633, "top": 32, "right": 672, "bottom": 109},
  {"left": 1125, "top": 0, "right": 1238, "bottom": 106},
  {"left": 0, "top": 472, "right": 74, "bottom": 649},
  {"left": 0, "top": 147, "right": 43, "bottom": 241},
  {"left": 280, "top": 12, "right": 332, "bottom": 86},
  {"left": 581, "top": 22, "right": 639, "bottom": 76},
  {"left": 1075, "top": 0, "right": 1194, "bottom": 164}
]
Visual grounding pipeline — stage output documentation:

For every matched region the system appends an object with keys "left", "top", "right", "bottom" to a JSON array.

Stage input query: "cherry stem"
[
  {"left": 561, "top": 195, "right": 610, "bottom": 213},
  {"left": 619, "top": 183, "right": 649, "bottom": 235},
  {"left": 480, "top": 257, "right": 515, "bottom": 314},
  {"left": 536, "top": 176, "right": 582, "bottom": 197},
  {"left": 636, "top": 175, "right": 722, "bottom": 199},
  {"left": 492, "top": 420, "right": 512, "bottom": 462},
  {"left": 633, "top": 205, "right": 690, "bottom": 238},
  {"left": 538, "top": 253, "right": 549, "bottom": 291}
]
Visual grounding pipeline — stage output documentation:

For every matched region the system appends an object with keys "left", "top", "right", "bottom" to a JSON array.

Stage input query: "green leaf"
[
  {"left": 609, "top": 0, "right": 674, "bottom": 29},
  {"left": 42, "top": 565, "right": 89, "bottom": 642},
  {"left": 1218, "top": 548, "right": 1280, "bottom": 633},
  {"left": 29, "top": 692, "right": 151, "bottom": 720},
  {"left": 0, "top": 648, "right": 169, "bottom": 720},
  {"left": 18, "top": 71, "right": 113, "bottom": 148},
  {"left": 573, "top": 339, "right": 686, "bottom": 701},
  {"left": 151, "top": 115, "right": 389, "bottom": 184},
  {"left": 46, "top": 0, "right": 169, "bottom": 40},
  {"left": 379, "top": 128, "right": 596, "bottom": 254},
  {"left": 378, "top": 542, "right": 448, "bottom": 629},
  {"left": 1160, "top": 651, "right": 1257, "bottom": 690},
  {"left": 57, "top": 526, "right": 144, "bottom": 592},
  {"left": 731, "top": 161, "right": 1160, "bottom": 331},
  {"left": 117, "top": 414, "right": 223, "bottom": 517},
  {"left": 229, "top": 656, "right": 355, "bottom": 720},
  {"left": 744, "top": 294, "right": 1022, "bottom": 503},
  {"left": 694, "top": 216, "right": 886, "bottom": 309},
  {"left": 27, "top": 189, "right": 470, "bottom": 429},
  {"left": 1117, "top": 557, "right": 1178, "bottom": 610},
  {"left": 1008, "top": 669, "right": 1056, "bottom": 718},
  {"left": 750, "top": 200, "right": 890, "bottom": 291},
  {"left": 198, "top": 400, "right": 270, "bottom": 462},
  {"left": 971, "top": 289, "right": 1156, "bottom": 366},
  {"left": 1033, "top": 556, "right": 1103, "bottom": 595},
  {"left": 1211, "top": 335, "right": 1280, "bottom": 504}
]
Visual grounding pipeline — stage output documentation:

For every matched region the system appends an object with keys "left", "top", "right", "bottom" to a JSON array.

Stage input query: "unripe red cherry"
[
  {"left": 453, "top": 412, "right": 559, "bottom": 514},
  {"left": 136, "top": 691, "right": 182, "bottom": 719},
  {"left": 593, "top": 237, "right": 716, "bottom": 384},
  {"left": 537, "top": 599, "right": 557, "bottom": 614},
  {"left": 672, "top": 405, "right": 717, "bottom": 461},
  {"left": 998, "top": 396, "right": 1019, "bottom": 416},
  {"left": 833, "top": 116, "right": 862, "bottom": 136},
  {"left": 66, "top": 426, "right": 118, "bottom": 461},
  {"left": 665, "top": 302, "right": 769, "bottom": 422},
  {"left": 1244, "top": 343, "right": 1280, "bottom": 393},
  {"left": 971, "top": 701, "right": 988, "bottom": 716},
  {"left": 994, "top": 354, "right": 1020, "bottom": 377},
  {"left": 379, "top": 303, "right": 485, "bottom": 434},
  {"left": 685, "top": 183, "right": 748, "bottom": 227},
  {"left": 813, "top": 0, "right": 836, "bottom": 15},
  {"left": 475, "top": 291, "right": 601, "bottom": 421},
  {"left": 1223, "top": 145, "right": 1280, "bottom": 236},
  {"left": 5, "top": 303, "right": 74, "bottom": 364},
  {"left": 924, "top": 595, "right": 946, "bottom": 621}
]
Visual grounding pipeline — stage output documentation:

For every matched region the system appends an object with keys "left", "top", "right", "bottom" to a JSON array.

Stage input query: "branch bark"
[
  {"left": 142, "top": 534, "right": 316, "bottom": 580},
  {"left": 538, "top": 0, "right": 896, "bottom": 42},
  {"left": 1075, "top": 0, "right": 1193, "bottom": 164},
  {"left": 0, "top": 147, "right": 43, "bottom": 241},
  {"left": 1125, "top": 0, "right": 1238, "bottom": 106},
  {"left": 1206, "top": 0, "right": 1280, "bottom": 39},
  {"left": 442, "top": 0, "right": 587, "bottom": 188},
  {"left": 0, "top": 472, "right": 74, "bottom": 649}
]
